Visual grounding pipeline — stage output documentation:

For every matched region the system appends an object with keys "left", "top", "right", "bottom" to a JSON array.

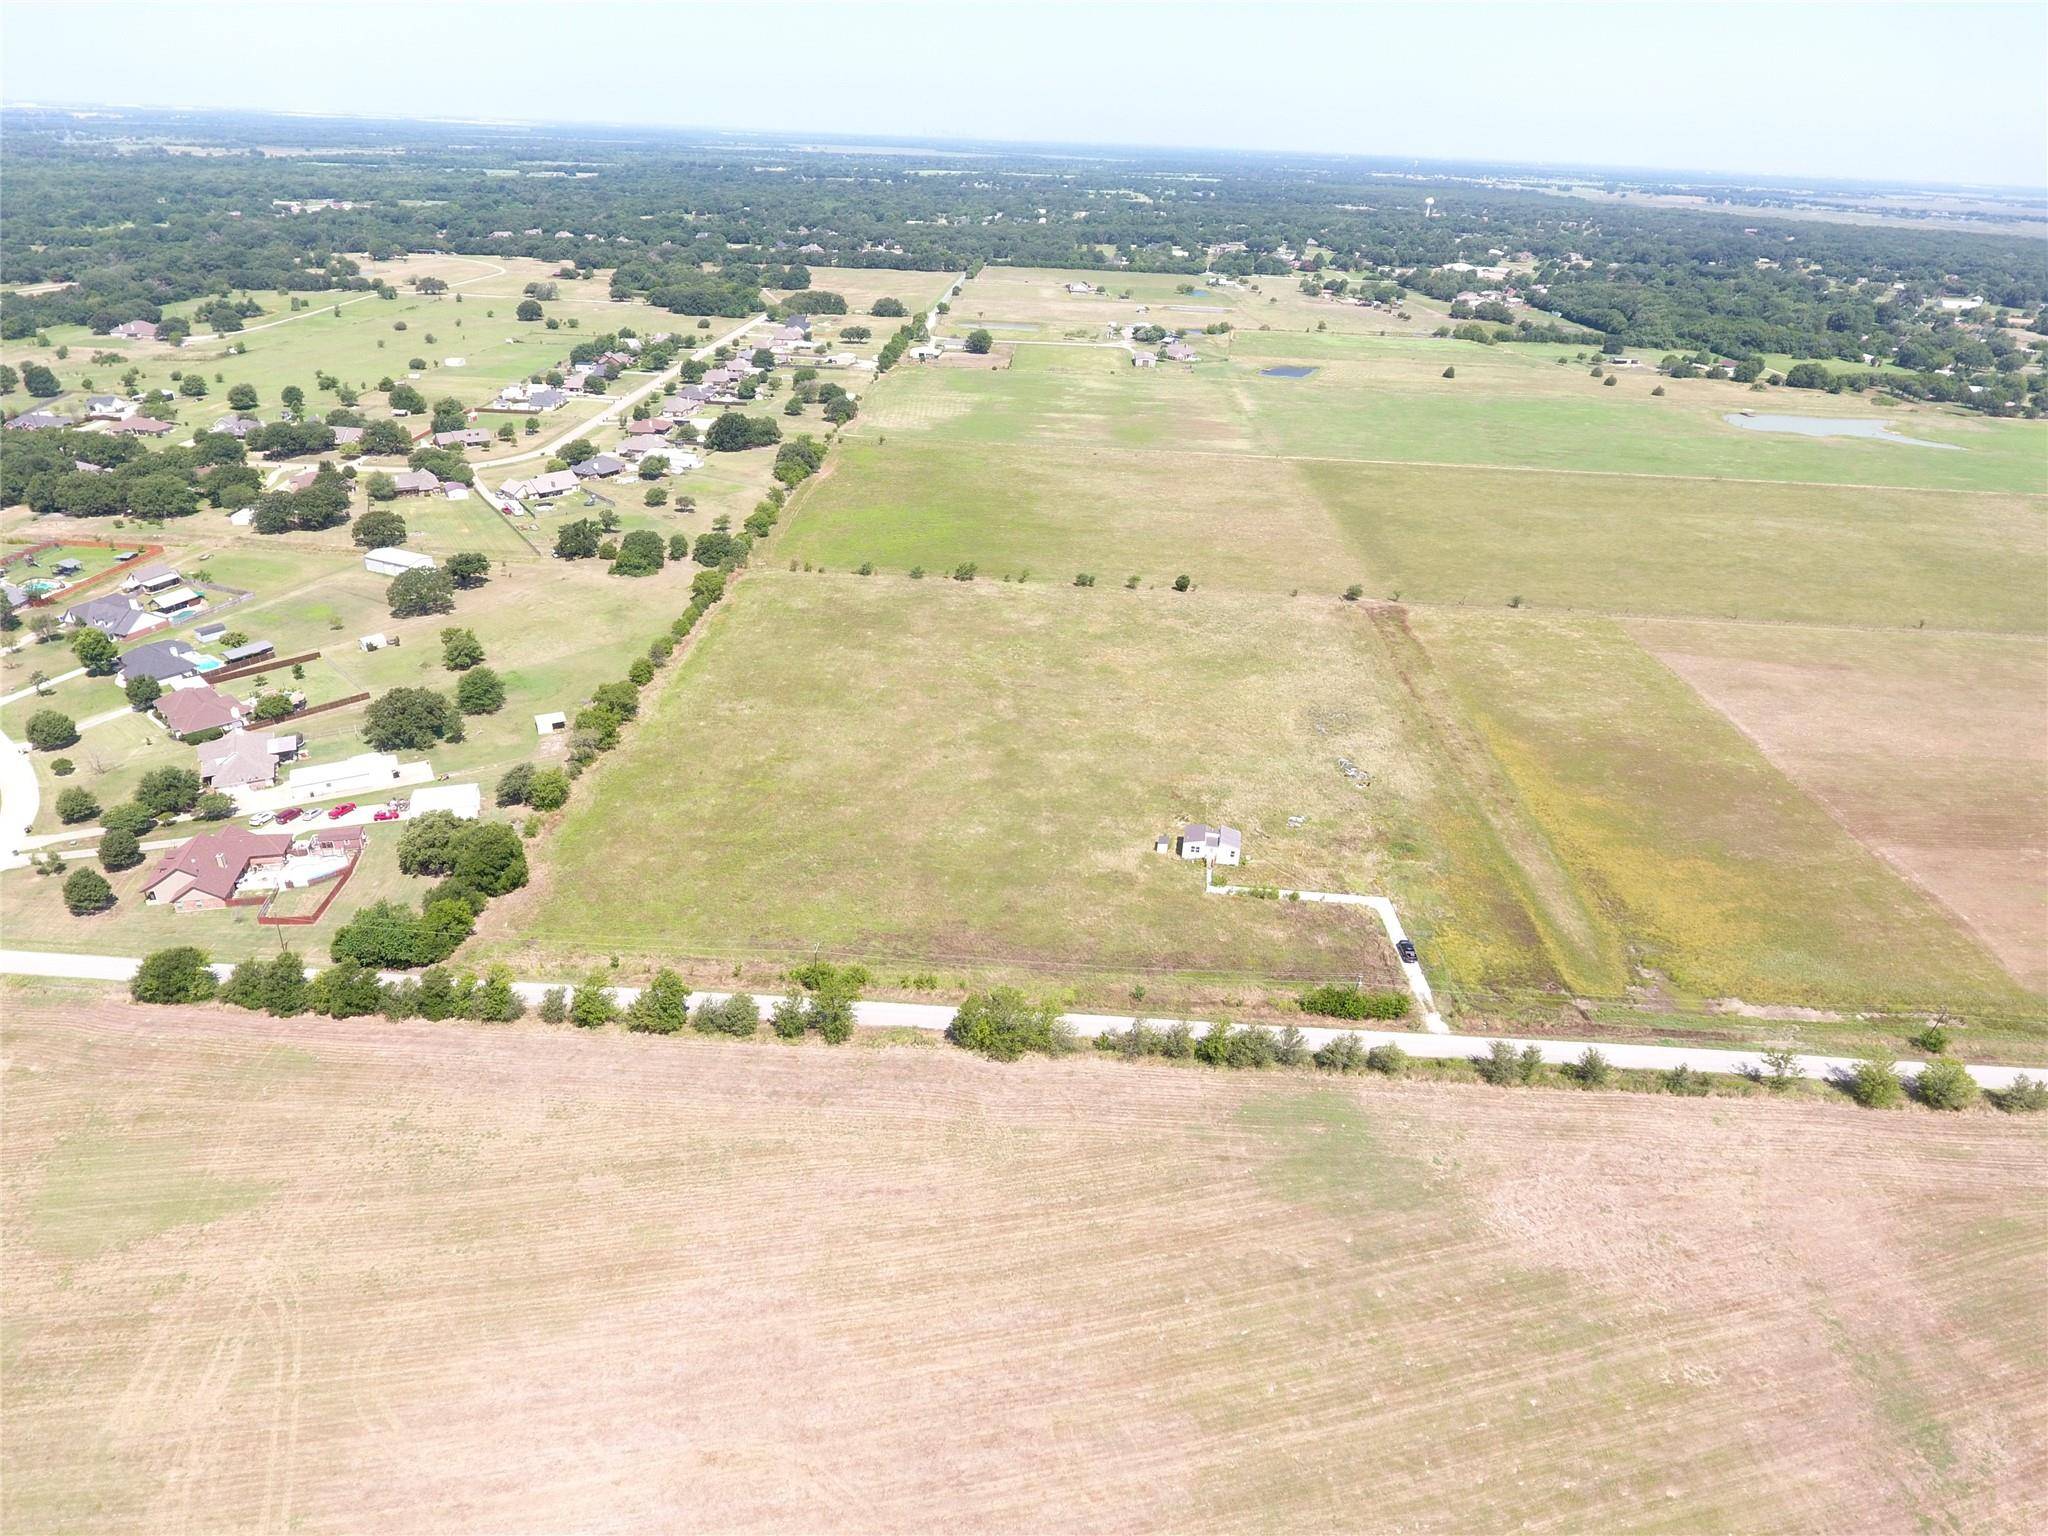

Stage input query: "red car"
[
  {"left": 372, "top": 807, "right": 401, "bottom": 822},
  {"left": 274, "top": 807, "right": 304, "bottom": 824},
  {"left": 327, "top": 802, "right": 357, "bottom": 820}
]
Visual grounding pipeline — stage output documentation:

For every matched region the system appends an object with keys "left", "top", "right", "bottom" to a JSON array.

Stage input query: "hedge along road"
[{"left": 1, "top": 949, "right": 2039, "bottom": 1092}]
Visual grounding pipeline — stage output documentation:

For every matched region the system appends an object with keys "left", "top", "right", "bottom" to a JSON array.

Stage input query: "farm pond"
[{"left": 1261, "top": 365, "right": 1319, "bottom": 379}]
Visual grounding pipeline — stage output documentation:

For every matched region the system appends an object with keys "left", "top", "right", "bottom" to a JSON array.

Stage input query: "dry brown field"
[{"left": 7, "top": 988, "right": 2045, "bottom": 1533}]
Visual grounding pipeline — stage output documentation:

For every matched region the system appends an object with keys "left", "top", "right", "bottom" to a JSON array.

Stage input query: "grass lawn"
[
  {"left": 0, "top": 825, "right": 422, "bottom": 963},
  {"left": 783, "top": 436, "right": 1351, "bottom": 590},
  {"left": 1409, "top": 609, "right": 2041, "bottom": 1031},
  {"left": 496, "top": 572, "right": 1420, "bottom": 1013}
]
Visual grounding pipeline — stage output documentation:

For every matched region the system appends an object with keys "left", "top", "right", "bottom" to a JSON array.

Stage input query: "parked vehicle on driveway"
[
  {"left": 274, "top": 807, "right": 304, "bottom": 824},
  {"left": 372, "top": 806, "right": 401, "bottom": 822},
  {"left": 1396, "top": 939, "right": 1419, "bottom": 965},
  {"left": 328, "top": 802, "right": 357, "bottom": 820},
  {"left": 248, "top": 810, "right": 274, "bottom": 827}
]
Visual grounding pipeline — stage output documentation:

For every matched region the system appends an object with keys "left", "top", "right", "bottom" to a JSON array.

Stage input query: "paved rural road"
[
  {"left": 478, "top": 312, "right": 766, "bottom": 475},
  {"left": 3, "top": 948, "right": 2040, "bottom": 1092}
]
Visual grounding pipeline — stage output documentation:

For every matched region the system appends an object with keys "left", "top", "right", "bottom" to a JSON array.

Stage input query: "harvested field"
[
  {"left": 6, "top": 992, "right": 2045, "bottom": 1533},
  {"left": 1636, "top": 620, "right": 2048, "bottom": 991}
]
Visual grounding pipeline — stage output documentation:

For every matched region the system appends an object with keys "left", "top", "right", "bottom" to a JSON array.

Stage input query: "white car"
[{"left": 247, "top": 810, "right": 274, "bottom": 827}]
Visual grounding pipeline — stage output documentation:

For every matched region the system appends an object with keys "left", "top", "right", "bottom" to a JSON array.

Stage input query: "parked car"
[
  {"left": 1396, "top": 939, "right": 1419, "bottom": 965},
  {"left": 372, "top": 807, "right": 401, "bottom": 822},
  {"left": 274, "top": 807, "right": 304, "bottom": 824},
  {"left": 247, "top": 810, "right": 274, "bottom": 827},
  {"left": 328, "top": 802, "right": 357, "bottom": 820}
]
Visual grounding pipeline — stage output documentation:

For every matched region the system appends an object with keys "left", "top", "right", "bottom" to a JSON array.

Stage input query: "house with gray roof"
[
  {"left": 117, "top": 638, "right": 208, "bottom": 683},
  {"left": 64, "top": 593, "right": 166, "bottom": 640}
]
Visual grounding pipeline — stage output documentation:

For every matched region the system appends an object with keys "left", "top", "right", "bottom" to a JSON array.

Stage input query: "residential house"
[
  {"left": 572, "top": 453, "right": 625, "bottom": 479},
  {"left": 65, "top": 593, "right": 166, "bottom": 640},
  {"left": 117, "top": 638, "right": 208, "bottom": 684},
  {"left": 196, "top": 730, "right": 284, "bottom": 792},
  {"left": 155, "top": 684, "right": 245, "bottom": 737},
  {"left": 7, "top": 411, "right": 73, "bottom": 431},
  {"left": 1177, "top": 823, "right": 1242, "bottom": 866},
  {"left": 624, "top": 418, "right": 669, "bottom": 436},
  {"left": 1161, "top": 341, "right": 1197, "bottom": 363},
  {"left": 85, "top": 395, "right": 138, "bottom": 420},
  {"left": 211, "top": 414, "right": 262, "bottom": 439},
  {"left": 390, "top": 468, "right": 444, "bottom": 496},
  {"left": 110, "top": 320, "right": 161, "bottom": 341},
  {"left": 364, "top": 546, "right": 436, "bottom": 577},
  {"left": 1130, "top": 351, "right": 1157, "bottom": 368},
  {"left": 108, "top": 416, "right": 174, "bottom": 437},
  {"left": 141, "top": 825, "right": 294, "bottom": 911},
  {"left": 331, "top": 425, "right": 364, "bottom": 446},
  {"left": 503, "top": 469, "right": 580, "bottom": 500},
  {"left": 432, "top": 428, "right": 493, "bottom": 449}
]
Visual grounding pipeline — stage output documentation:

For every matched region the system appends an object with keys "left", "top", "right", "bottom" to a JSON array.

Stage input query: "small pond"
[
  {"left": 1723, "top": 413, "right": 1960, "bottom": 450},
  {"left": 1261, "top": 365, "right": 1319, "bottom": 380}
]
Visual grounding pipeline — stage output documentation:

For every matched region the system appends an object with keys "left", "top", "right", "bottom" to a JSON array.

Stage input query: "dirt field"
[
  {"left": 7, "top": 989, "right": 2045, "bottom": 1533},
  {"left": 1636, "top": 620, "right": 2048, "bottom": 990}
]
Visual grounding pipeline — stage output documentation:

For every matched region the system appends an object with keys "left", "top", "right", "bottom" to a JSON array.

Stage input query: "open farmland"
[
  {"left": 502, "top": 573, "right": 1419, "bottom": 1012},
  {"left": 7, "top": 992, "right": 2045, "bottom": 1534},
  {"left": 516, "top": 260, "right": 2048, "bottom": 1049}
]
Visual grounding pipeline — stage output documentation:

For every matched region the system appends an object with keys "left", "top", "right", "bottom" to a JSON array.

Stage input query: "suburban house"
[
  {"left": 1175, "top": 823, "right": 1243, "bottom": 866},
  {"left": 364, "top": 546, "right": 436, "bottom": 577},
  {"left": 389, "top": 468, "right": 444, "bottom": 496},
  {"left": 108, "top": 416, "right": 174, "bottom": 436},
  {"left": 432, "top": 429, "right": 493, "bottom": 449},
  {"left": 285, "top": 467, "right": 322, "bottom": 492},
  {"left": 117, "top": 638, "right": 209, "bottom": 684},
  {"left": 572, "top": 453, "right": 625, "bottom": 479},
  {"left": 1162, "top": 341, "right": 1197, "bottom": 363},
  {"left": 109, "top": 319, "right": 161, "bottom": 341},
  {"left": 624, "top": 418, "right": 669, "bottom": 436},
  {"left": 64, "top": 592, "right": 166, "bottom": 640},
  {"left": 211, "top": 415, "right": 262, "bottom": 439},
  {"left": 141, "top": 825, "right": 294, "bottom": 911},
  {"left": 503, "top": 469, "right": 579, "bottom": 500},
  {"left": 155, "top": 684, "right": 245, "bottom": 737},
  {"left": 332, "top": 425, "right": 364, "bottom": 445},
  {"left": 85, "top": 395, "right": 138, "bottom": 420},
  {"left": 7, "top": 410, "right": 73, "bottom": 431},
  {"left": 196, "top": 729, "right": 296, "bottom": 792}
]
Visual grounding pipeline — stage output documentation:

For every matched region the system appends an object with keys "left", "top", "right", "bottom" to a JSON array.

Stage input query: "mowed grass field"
[
  {"left": 502, "top": 573, "right": 1420, "bottom": 1011},
  {"left": 7, "top": 993, "right": 2045, "bottom": 1533},
  {"left": 570, "top": 263, "right": 2048, "bottom": 1039}
]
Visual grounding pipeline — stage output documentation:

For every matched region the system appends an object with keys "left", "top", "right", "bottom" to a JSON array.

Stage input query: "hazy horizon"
[{"left": 5, "top": 0, "right": 2045, "bottom": 189}]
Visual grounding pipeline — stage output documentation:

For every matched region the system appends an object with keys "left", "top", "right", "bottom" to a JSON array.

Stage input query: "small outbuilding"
[{"left": 364, "top": 547, "right": 436, "bottom": 578}]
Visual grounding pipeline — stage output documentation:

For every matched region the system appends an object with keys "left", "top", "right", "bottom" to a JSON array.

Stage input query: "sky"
[{"left": 5, "top": 0, "right": 2045, "bottom": 189}]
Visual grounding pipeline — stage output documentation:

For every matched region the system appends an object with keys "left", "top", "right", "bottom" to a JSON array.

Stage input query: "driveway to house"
[
  {"left": 1207, "top": 877, "right": 1446, "bottom": 1032},
  {"left": 2, "top": 949, "right": 2040, "bottom": 1093},
  {"left": 477, "top": 313, "right": 767, "bottom": 475}
]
